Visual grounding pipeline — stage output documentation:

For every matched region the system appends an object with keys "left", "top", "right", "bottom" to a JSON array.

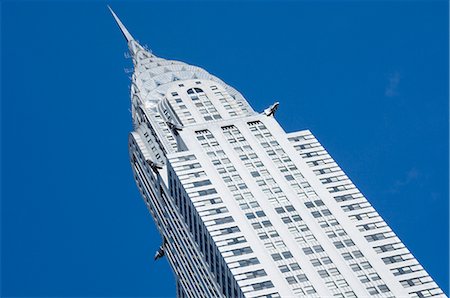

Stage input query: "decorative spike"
[
  {"left": 108, "top": 6, "right": 157, "bottom": 65},
  {"left": 108, "top": 6, "right": 134, "bottom": 42}
]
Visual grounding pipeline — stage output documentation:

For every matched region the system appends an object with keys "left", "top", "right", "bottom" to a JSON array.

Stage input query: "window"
[
  {"left": 336, "top": 229, "right": 347, "bottom": 236},
  {"left": 271, "top": 253, "right": 282, "bottom": 261},
  {"left": 322, "top": 209, "right": 332, "bottom": 216},
  {"left": 238, "top": 257, "right": 260, "bottom": 267},
  {"left": 214, "top": 216, "right": 234, "bottom": 225},
  {"left": 218, "top": 226, "right": 240, "bottom": 235},
  {"left": 297, "top": 274, "right": 308, "bottom": 282},
  {"left": 367, "top": 287, "right": 379, "bottom": 295},
  {"left": 275, "top": 207, "right": 285, "bottom": 213},
  {"left": 192, "top": 180, "right": 212, "bottom": 187},
  {"left": 336, "top": 279, "right": 348, "bottom": 287},
  {"left": 282, "top": 217, "right": 292, "bottom": 223},
  {"left": 320, "top": 221, "right": 330, "bottom": 228},
  {"left": 303, "top": 247, "right": 314, "bottom": 255},
  {"left": 342, "top": 252, "right": 353, "bottom": 260},
  {"left": 285, "top": 205, "right": 295, "bottom": 212},
  {"left": 246, "top": 269, "right": 267, "bottom": 279},
  {"left": 305, "top": 202, "right": 314, "bottom": 208},
  {"left": 313, "top": 245, "right": 324, "bottom": 253},
  {"left": 318, "top": 270, "right": 330, "bottom": 278},
  {"left": 343, "top": 239, "right": 355, "bottom": 246},
  {"left": 255, "top": 211, "right": 266, "bottom": 217},
  {"left": 374, "top": 243, "right": 396, "bottom": 253},
  {"left": 258, "top": 232, "right": 268, "bottom": 240},
  {"left": 334, "top": 241, "right": 345, "bottom": 249},
  {"left": 329, "top": 268, "right": 340, "bottom": 276},
  {"left": 304, "top": 285, "right": 316, "bottom": 294},
  {"left": 286, "top": 276, "right": 297, "bottom": 284},
  {"left": 311, "top": 211, "right": 322, "bottom": 218},
  {"left": 358, "top": 274, "right": 370, "bottom": 283},
  {"left": 378, "top": 285, "right": 390, "bottom": 293},
  {"left": 262, "top": 220, "right": 272, "bottom": 227},
  {"left": 391, "top": 266, "right": 414, "bottom": 276},
  {"left": 198, "top": 188, "right": 217, "bottom": 196},
  {"left": 311, "top": 259, "right": 321, "bottom": 267},
  {"left": 252, "top": 222, "right": 262, "bottom": 229},
  {"left": 329, "top": 219, "right": 340, "bottom": 226},
  {"left": 292, "top": 214, "right": 302, "bottom": 222},
  {"left": 314, "top": 199, "right": 324, "bottom": 206},
  {"left": 365, "top": 233, "right": 387, "bottom": 242},
  {"left": 246, "top": 212, "right": 256, "bottom": 219},
  {"left": 360, "top": 261, "right": 372, "bottom": 269},
  {"left": 352, "top": 250, "right": 364, "bottom": 258},
  {"left": 269, "top": 231, "right": 279, "bottom": 237},
  {"left": 252, "top": 281, "right": 274, "bottom": 291},
  {"left": 231, "top": 247, "right": 252, "bottom": 256},
  {"left": 326, "top": 281, "right": 338, "bottom": 290},
  {"left": 282, "top": 251, "right": 293, "bottom": 259},
  {"left": 289, "top": 263, "right": 301, "bottom": 271}
]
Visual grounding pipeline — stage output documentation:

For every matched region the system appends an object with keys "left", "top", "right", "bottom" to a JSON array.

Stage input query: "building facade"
[{"left": 110, "top": 8, "right": 447, "bottom": 298}]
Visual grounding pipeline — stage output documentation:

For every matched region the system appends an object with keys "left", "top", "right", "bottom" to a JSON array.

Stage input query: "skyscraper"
[{"left": 110, "top": 7, "right": 447, "bottom": 298}]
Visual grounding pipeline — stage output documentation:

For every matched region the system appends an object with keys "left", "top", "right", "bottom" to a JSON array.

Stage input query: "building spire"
[
  {"left": 108, "top": 6, "right": 134, "bottom": 43},
  {"left": 108, "top": 6, "right": 155, "bottom": 61}
]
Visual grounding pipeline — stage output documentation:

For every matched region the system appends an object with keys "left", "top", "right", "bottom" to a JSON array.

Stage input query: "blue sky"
[{"left": 1, "top": 1, "right": 448, "bottom": 296}]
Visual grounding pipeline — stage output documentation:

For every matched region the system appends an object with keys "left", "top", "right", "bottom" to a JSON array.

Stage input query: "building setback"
[{"left": 110, "top": 7, "right": 447, "bottom": 298}]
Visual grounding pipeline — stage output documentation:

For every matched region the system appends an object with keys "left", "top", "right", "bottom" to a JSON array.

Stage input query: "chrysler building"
[{"left": 110, "top": 7, "right": 447, "bottom": 298}]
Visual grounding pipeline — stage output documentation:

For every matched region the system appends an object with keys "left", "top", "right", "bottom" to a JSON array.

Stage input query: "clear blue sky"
[{"left": 1, "top": 1, "right": 448, "bottom": 296}]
